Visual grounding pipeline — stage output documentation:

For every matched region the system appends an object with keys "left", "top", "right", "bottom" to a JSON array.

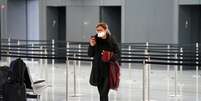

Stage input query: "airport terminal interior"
[{"left": 0, "top": 0, "right": 201, "bottom": 101}]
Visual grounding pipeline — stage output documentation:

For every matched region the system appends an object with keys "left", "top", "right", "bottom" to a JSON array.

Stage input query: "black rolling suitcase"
[{"left": 4, "top": 59, "right": 27, "bottom": 101}]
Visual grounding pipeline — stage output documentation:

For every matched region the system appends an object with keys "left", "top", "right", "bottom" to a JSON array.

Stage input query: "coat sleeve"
[
  {"left": 111, "top": 37, "right": 121, "bottom": 61},
  {"left": 88, "top": 45, "right": 96, "bottom": 57}
]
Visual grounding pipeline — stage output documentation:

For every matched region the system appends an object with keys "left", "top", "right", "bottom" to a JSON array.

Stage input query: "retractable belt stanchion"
[
  {"left": 78, "top": 44, "right": 81, "bottom": 97},
  {"left": 146, "top": 42, "right": 150, "bottom": 101},
  {"left": 40, "top": 46, "right": 43, "bottom": 64},
  {"left": 167, "top": 45, "right": 170, "bottom": 99},
  {"left": 73, "top": 54, "right": 77, "bottom": 97},
  {"left": 78, "top": 44, "right": 81, "bottom": 68},
  {"left": 66, "top": 56, "right": 69, "bottom": 101},
  {"left": 51, "top": 39, "right": 55, "bottom": 101},
  {"left": 66, "top": 42, "right": 69, "bottom": 101},
  {"left": 195, "top": 42, "right": 199, "bottom": 101},
  {"left": 17, "top": 40, "right": 20, "bottom": 57},
  {"left": 7, "top": 37, "right": 11, "bottom": 63},
  {"left": 52, "top": 40, "right": 55, "bottom": 64},
  {"left": 143, "top": 48, "right": 150, "bottom": 101},
  {"left": 32, "top": 44, "right": 34, "bottom": 62},
  {"left": 179, "top": 48, "right": 183, "bottom": 74},
  {"left": 174, "top": 54, "right": 178, "bottom": 100},
  {"left": 179, "top": 48, "right": 183, "bottom": 99},
  {"left": 128, "top": 45, "right": 132, "bottom": 79},
  {"left": 45, "top": 49, "right": 47, "bottom": 65}
]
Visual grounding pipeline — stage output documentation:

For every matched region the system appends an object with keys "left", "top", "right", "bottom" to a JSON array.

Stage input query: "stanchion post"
[
  {"left": 67, "top": 42, "right": 69, "bottom": 56},
  {"left": 143, "top": 59, "right": 146, "bottom": 101},
  {"left": 179, "top": 48, "right": 183, "bottom": 97},
  {"left": 66, "top": 42, "right": 70, "bottom": 99},
  {"left": 143, "top": 59, "right": 148, "bottom": 101},
  {"left": 50, "top": 40, "right": 55, "bottom": 100},
  {"left": 148, "top": 56, "right": 151, "bottom": 101},
  {"left": 40, "top": 46, "right": 43, "bottom": 64},
  {"left": 143, "top": 49, "right": 149, "bottom": 101},
  {"left": 31, "top": 44, "right": 34, "bottom": 62},
  {"left": 78, "top": 44, "right": 81, "bottom": 96},
  {"left": 146, "top": 42, "right": 149, "bottom": 55},
  {"left": 128, "top": 45, "right": 132, "bottom": 79},
  {"left": 196, "top": 42, "right": 199, "bottom": 101},
  {"left": 73, "top": 54, "right": 77, "bottom": 97},
  {"left": 45, "top": 49, "right": 47, "bottom": 65},
  {"left": 179, "top": 48, "right": 183, "bottom": 74},
  {"left": 174, "top": 54, "right": 178, "bottom": 100},
  {"left": 167, "top": 45, "right": 170, "bottom": 71},
  {"left": 52, "top": 39, "right": 55, "bottom": 64},
  {"left": 44, "top": 48, "right": 48, "bottom": 84},
  {"left": 8, "top": 37, "right": 11, "bottom": 63},
  {"left": 78, "top": 44, "right": 81, "bottom": 68},
  {"left": 145, "top": 43, "right": 150, "bottom": 101},
  {"left": 66, "top": 55, "right": 69, "bottom": 101},
  {"left": 167, "top": 45, "right": 170, "bottom": 99},
  {"left": 17, "top": 40, "right": 20, "bottom": 56}
]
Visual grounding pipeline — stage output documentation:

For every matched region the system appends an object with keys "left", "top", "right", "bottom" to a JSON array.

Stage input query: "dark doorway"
[
  {"left": 179, "top": 5, "right": 201, "bottom": 44},
  {"left": 47, "top": 6, "right": 66, "bottom": 63},
  {"left": 0, "top": 8, "right": 1, "bottom": 60},
  {"left": 179, "top": 5, "right": 201, "bottom": 69},
  {"left": 100, "top": 6, "right": 121, "bottom": 43}
]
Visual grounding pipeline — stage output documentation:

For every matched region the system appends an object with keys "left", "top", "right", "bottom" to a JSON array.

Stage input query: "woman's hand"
[
  {"left": 89, "top": 36, "right": 96, "bottom": 46},
  {"left": 101, "top": 50, "right": 113, "bottom": 62}
]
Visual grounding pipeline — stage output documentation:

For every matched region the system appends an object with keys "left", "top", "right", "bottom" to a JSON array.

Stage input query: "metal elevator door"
[
  {"left": 47, "top": 6, "right": 66, "bottom": 63},
  {"left": 179, "top": 5, "right": 201, "bottom": 69},
  {"left": 179, "top": 5, "right": 201, "bottom": 44},
  {"left": 100, "top": 6, "right": 121, "bottom": 43}
]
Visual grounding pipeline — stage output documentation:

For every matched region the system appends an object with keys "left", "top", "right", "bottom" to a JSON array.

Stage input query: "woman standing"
[{"left": 88, "top": 22, "right": 120, "bottom": 101}]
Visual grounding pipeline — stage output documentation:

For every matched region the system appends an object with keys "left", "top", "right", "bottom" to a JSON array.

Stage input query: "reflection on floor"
[{"left": 0, "top": 59, "right": 201, "bottom": 101}]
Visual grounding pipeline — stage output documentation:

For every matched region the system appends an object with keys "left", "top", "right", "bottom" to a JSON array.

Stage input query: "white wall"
[
  {"left": 66, "top": 6, "right": 99, "bottom": 42},
  {"left": 41, "top": 0, "right": 179, "bottom": 43},
  {"left": 47, "top": 0, "right": 66, "bottom": 6},
  {"left": 178, "top": 0, "right": 200, "bottom": 4},
  {"left": 7, "top": 0, "right": 27, "bottom": 39},
  {"left": 27, "top": 0, "right": 39, "bottom": 40},
  {"left": 125, "top": 0, "right": 177, "bottom": 43},
  {"left": 0, "top": 0, "right": 7, "bottom": 39}
]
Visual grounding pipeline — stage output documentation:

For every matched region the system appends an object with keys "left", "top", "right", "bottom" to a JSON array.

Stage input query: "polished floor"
[{"left": 0, "top": 59, "right": 201, "bottom": 101}]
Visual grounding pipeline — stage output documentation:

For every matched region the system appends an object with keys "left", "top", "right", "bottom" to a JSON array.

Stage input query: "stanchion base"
[
  {"left": 141, "top": 99, "right": 157, "bottom": 101},
  {"left": 70, "top": 95, "right": 80, "bottom": 97},
  {"left": 70, "top": 94, "right": 82, "bottom": 97},
  {"left": 192, "top": 75, "right": 201, "bottom": 78},
  {"left": 169, "top": 94, "right": 182, "bottom": 97}
]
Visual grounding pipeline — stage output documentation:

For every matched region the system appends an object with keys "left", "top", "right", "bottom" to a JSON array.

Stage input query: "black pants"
[{"left": 97, "top": 77, "right": 110, "bottom": 101}]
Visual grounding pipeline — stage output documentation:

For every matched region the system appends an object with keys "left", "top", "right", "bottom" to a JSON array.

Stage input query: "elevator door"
[
  {"left": 179, "top": 5, "right": 201, "bottom": 69},
  {"left": 100, "top": 6, "right": 121, "bottom": 43},
  {"left": 179, "top": 5, "right": 201, "bottom": 44},
  {"left": 47, "top": 7, "right": 66, "bottom": 63}
]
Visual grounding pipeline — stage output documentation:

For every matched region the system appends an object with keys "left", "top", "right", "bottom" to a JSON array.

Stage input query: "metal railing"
[{"left": 0, "top": 38, "right": 200, "bottom": 101}]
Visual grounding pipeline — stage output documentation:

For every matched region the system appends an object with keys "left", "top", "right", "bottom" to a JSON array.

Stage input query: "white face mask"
[{"left": 97, "top": 32, "right": 105, "bottom": 38}]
